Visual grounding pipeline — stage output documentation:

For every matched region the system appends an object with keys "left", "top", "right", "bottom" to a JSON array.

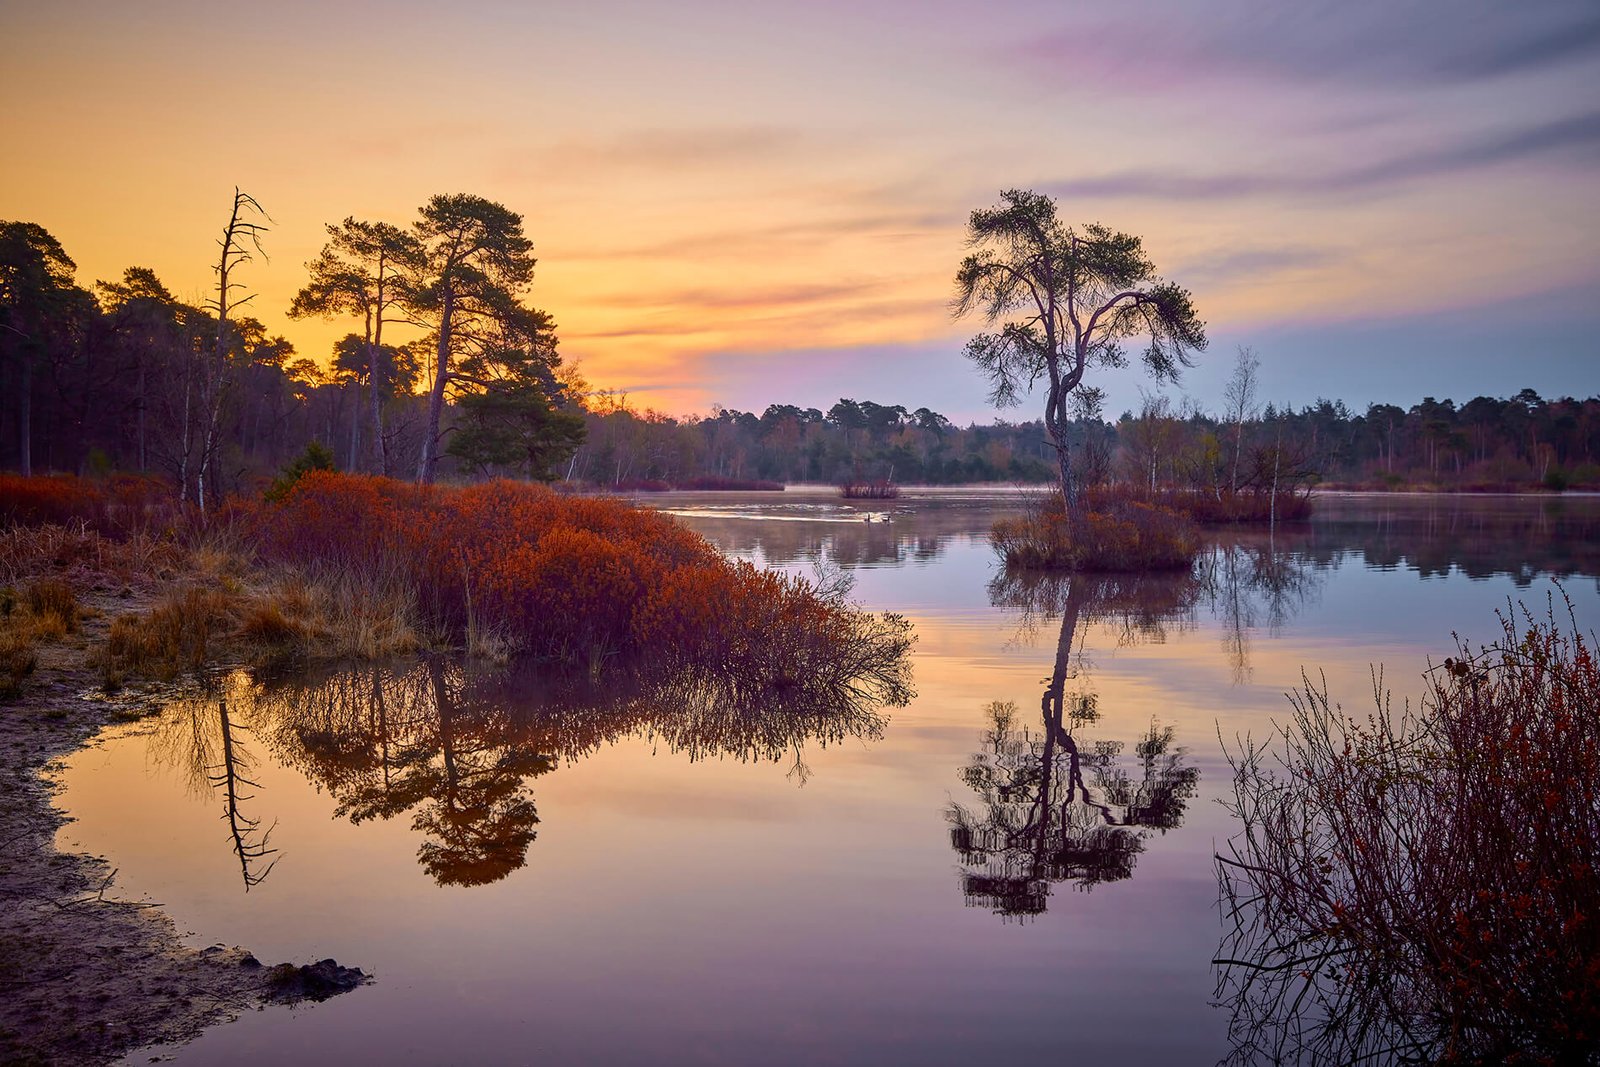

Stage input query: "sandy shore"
[{"left": 0, "top": 592, "right": 364, "bottom": 1065}]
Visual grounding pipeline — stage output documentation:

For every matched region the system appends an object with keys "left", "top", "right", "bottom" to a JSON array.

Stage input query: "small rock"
[{"left": 263, "top": 958, "right": 368, "bottom": 1003}]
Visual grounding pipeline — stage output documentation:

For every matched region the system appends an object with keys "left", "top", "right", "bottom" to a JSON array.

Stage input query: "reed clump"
[
  {"left": 102, "top": 585, "right": 237, "bottom": 680},
  {"left": 992, "top": 491, "right": 1199, "bottom": 572},
  {"left": 839, "top": 480, "right": 900, "bottom": 500},
  {"left": 1216, "top": 598, "right": 1600, "bottom": 1065},
  {"left": 0, "top": 577, "right": 86, "bottom": 697},
  {"left": 22, "top": 577, "right": 80, "bottom": 638}
]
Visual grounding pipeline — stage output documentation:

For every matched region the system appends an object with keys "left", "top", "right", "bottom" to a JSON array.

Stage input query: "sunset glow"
[{"left": 4, "top": 0, "right": 1596, "bottom": 419}]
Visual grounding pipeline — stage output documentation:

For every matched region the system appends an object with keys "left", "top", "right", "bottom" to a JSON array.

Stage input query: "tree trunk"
[
  {"left": 19, "top": 356, "right": 31, "bottom": 477},
  {"left": 369, "top": 271, "right": 389, "bottom": 475},
  {"left": 348, "top": 384, "right": 361, "bottom": 470},
  {"left": 418, "top": 289, "right": 453, "bottom": 484}
]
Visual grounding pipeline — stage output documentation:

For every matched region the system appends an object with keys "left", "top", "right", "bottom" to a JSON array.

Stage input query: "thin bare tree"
[{"left": 195, "top": 188, "right": 269, "bottom": 510}]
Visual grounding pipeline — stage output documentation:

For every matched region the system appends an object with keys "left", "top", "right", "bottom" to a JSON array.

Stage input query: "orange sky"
[{"left": 4, "top": 1, "right": 1596, "bottom": 420}]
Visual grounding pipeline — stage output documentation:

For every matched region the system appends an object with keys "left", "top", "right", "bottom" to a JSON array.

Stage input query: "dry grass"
[
  {"left": 0, "top": 578, "right": 84, "bottom": 697},
  {"left": 101, "top": 585, "right": 237, "bottom": 680},
  {"left": 239, "top": 573, "right": 421, "bottom": 662},
  {"left": 0, "top": 628, "right": 38, "bottom": 698},
  {"left": 0, "top": 523, "right": 187, "bottom": 590},
  {"left": 23, "top": 578, "right": 79, "bottom": 637}
]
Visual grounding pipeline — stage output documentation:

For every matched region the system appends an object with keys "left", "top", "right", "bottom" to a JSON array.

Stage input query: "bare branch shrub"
[{"left": 1216, "top": 596, "right": 1599, "bottom": 1064}]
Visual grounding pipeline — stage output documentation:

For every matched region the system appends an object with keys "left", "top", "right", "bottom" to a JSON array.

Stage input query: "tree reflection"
[
  {"left": 146, "top": 672, "right": 280, "bottom": 890},
  {"left": 197, "top": 640, "right": 911, "bottom": 888},
  {"left": 947, "top": 572, "right": 1201, "bottom": 918},
  {"left": 1196, "top": 539, "right": 1323, "bottom": 683}
]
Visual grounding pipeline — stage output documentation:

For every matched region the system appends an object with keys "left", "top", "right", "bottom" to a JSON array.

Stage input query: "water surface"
[{"left": 59, "top": 489, "right": 1600, "bottom": 1065}]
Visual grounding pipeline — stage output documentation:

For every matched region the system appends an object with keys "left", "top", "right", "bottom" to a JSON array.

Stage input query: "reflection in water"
[
  {"left": 147, "top": 674, "right": 280, "bottom": 890},
  {"left": 947, "top": 572, "right": 1203, "bottom": 917},
  {"left": 680, "top": 508, "right": 963, "bottom": 570},
  {"left": 1304, "top": 495, "right": 1600, "bottom": 583},
  {"left": 144, "top": 646, "right": 910, "bottom": 888},
  {"left": 672, "top": 493, "right": 1600, "bottom": 589},
  {"left": 1197, "top": 541, "right": 1324, "bottom": 684}
]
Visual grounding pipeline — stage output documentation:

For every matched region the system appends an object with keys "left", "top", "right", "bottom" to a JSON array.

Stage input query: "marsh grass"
[
  {"left": 0, "top": 577, "right": 85, "bottom": 697},
  {"left": 839, "top": 480, "right": 900, "bottom": 500},
  {"left": 102, "top": 586, "right": 236, "bottom": 680}
]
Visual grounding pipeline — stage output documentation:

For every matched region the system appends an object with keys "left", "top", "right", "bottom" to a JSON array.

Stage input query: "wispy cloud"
[
  {"left": 1046, "top": 111, "right": 1600, "bottom": 201},
  {"left": 591, "top": 280, "right": 890, "bottom": 312},
  {"left": 1174, "top": 245, "right": 1332, "bottom": 284},
  {"left": 1012, "top": 1, "right": 1600, "bottom": 91},
  {"left": 559, "top": 206, "right": 958, "bottom": 262}
]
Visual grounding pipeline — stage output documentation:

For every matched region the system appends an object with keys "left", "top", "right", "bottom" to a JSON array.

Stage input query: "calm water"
[{"left": 58, "top": 489, "right": 1600, "bottom": 1066}]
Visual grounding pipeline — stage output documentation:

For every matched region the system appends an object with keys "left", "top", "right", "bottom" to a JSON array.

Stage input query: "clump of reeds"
[
  {"left": 102, "top": 585, "right": 237, "bottom": 680},
  {"left": 1215, "top": 597, "right": 1600, "bottom": 1065},
  {"left": 992, "top": 491, "right": 1199, "bottom": 572},
  {"left": 0, "top": 627, "right": 37, "bottom": 698},
  {"left": 839, "top": 480, "right": 900, "bottom": 500},
  {"left": 22, "top": 577, "right": 79, "bottom": 638},
  {"left": 0, "top": 577, "right": 85, "bottom": 697}
]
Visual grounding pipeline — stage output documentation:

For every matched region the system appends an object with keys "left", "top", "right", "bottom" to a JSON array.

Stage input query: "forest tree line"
[{"left": 3, "top": 208, "right": 1597, "bottom": 494}]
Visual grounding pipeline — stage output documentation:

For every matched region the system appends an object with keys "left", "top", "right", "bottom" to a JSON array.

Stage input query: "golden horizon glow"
[{"left": 4, "top": 1, "right": 1596, "bottom": 418}]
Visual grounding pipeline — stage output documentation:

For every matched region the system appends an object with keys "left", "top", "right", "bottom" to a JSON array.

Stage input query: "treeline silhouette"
[
  {"left": 574, "top": 390, "right": 1599, "bottom": 491},
  {"left": 4, "top": 215, "right": 1596, "bottom": 491}
]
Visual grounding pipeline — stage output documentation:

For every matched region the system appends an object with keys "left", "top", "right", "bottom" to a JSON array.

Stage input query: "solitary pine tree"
[
  {"left": 410, "top": 195, "right": 536, "bottom": 484},
  {"left": 953, "top": 190, "right": 1206, "bottom": 511}
]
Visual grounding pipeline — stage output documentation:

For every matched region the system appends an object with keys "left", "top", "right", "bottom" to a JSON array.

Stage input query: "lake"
[{"left": 57, "top": 488, "right": 1600, "bottom": 1065}]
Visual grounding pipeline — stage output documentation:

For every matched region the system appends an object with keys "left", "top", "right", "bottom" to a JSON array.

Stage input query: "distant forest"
[{"left": 3, "top": 211, "right": 1597, "bottom": 494}]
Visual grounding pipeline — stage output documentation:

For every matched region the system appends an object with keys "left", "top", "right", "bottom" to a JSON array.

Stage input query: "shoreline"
[{"left": 0, "top": 588, "right": 364, "bottom": 1065}]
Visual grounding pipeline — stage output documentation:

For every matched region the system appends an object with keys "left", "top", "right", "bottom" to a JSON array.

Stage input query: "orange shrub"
[
  {"left": 253, "top": 474, "right": 789, "bottom": 666},
  {"left": 0, "top": 474, "right": 100, "bottom": 527},
  {"left": 0, "top": 473, "right": 178, "bottom": 534}
]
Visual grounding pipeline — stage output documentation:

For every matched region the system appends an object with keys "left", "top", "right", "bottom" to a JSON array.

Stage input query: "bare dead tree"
[{"left": 195, "top": 188, "right": 269, "bottom": 511}]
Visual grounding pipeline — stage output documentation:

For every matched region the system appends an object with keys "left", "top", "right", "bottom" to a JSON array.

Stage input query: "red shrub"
[
  {"left": 0, "top": 473, "right": 179, "bottom": 534},
  {"left": 254, "top": 474, "right": 760, "bottom": 664}
]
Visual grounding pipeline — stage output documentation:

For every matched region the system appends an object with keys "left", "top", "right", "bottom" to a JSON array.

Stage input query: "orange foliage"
[
  {"left": 0, "top": 473, "right": 177, "bottom": 534},
  {"left": 252, "top": 473, "right": 853, "bottom": 666}
]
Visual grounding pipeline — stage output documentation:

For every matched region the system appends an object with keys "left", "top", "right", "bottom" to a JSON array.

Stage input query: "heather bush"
[
  {"left": 992, "top": 493, "right": 1199, "bottom": 572},
  {"left": 255, "top": 473, "right": 907, "bottom": 679},
  {"left": 0, "top": 472, "right": 177, "bottom": 534},
  {"left": 1216, "top": 598, "right": 1600, "bottom": 1064}
]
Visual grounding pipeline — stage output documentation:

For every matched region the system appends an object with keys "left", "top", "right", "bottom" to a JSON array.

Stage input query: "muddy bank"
[{"left": 0, "top": 594, "right": 366, "bottom": 1066}]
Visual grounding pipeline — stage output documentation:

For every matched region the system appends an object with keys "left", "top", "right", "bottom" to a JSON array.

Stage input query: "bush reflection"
[{"left": 149, "top": 638, "right": 911, "bottom": 888}]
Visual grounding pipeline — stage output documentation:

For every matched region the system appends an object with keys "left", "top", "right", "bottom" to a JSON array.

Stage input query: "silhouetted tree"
[
  {"left": 410, "top": 195, "right": 537, "bottom": 484},
  {"left": 953, "top": 189, "right": 1206, "bottom": 511},
  {"left": 194, "top": 189, "right": 270, "bottom": 510},
  {"left": 289, "top": 218, "right": 418, "bottom": 474}
]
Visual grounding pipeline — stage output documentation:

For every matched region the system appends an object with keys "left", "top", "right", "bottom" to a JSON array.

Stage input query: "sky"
[{"left": 2, "top": 0, "right": 1596, "bottom": 424}]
